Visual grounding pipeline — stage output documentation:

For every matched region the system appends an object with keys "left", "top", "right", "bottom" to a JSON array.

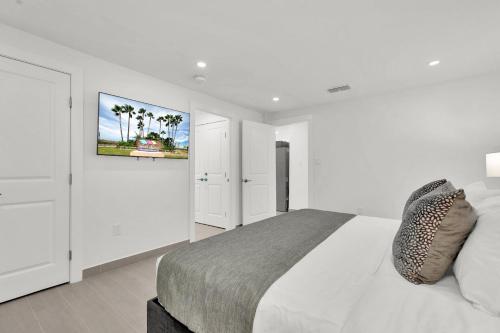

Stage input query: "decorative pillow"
[
  {"left": 393, "top": 188, "right": 477, "bottom": 284},
  {"left": 402, "top": 179, "right": 449, "bottom": 216},
  {"left": 454, "top": 206, "right": 500, "bottom": 316}
]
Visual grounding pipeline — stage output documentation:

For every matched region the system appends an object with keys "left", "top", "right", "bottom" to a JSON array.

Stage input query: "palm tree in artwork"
[
  {"left": 164, "top": 114, "right": 173, "bottom": 139},
  {"left": 146, "top": 112, "right": 154, "bottom": 135},
  {"left": 111, "top": 104, "right": 124, "bottom": 142},
  {"left": 172, "top": 114, "right": 183, "bottom": 146},
  {"left": 122, "top": 104, "right": 136, "bottom": 141},
  {"left": 136, "top": 115, "right": 145, "bottom": 138},
  {"left": 157, "top": 115, "right": 165, "bottom": 138},
  {"left": 136, "top": 108, "right": 146, "bottom": 138}
]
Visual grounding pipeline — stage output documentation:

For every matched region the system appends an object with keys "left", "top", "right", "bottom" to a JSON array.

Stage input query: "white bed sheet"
[
  {"left": 156, "top": 255, "right": 164, "bottom": 283},
  {"left": 340, "top": 255, "right": 500, "bottom": 333},
  {"left": 253, "top": 215, "right": 398, "bottom": 333},
  {"left": 253, "top": 215, "right": 500, "bottom": 333}
]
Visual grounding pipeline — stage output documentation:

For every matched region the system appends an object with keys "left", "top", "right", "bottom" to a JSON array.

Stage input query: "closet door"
[
  {"left": 0, "top": 56, "right": 71, "bottom": 302},
  {"left": 194, "top": 121, "right": 229, "bottom": 229}
]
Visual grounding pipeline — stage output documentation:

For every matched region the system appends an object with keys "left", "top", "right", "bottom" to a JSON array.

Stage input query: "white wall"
[
  {"left": 266, "top": 72, "right": 500, "bottom": 219},
  {"left": 0, "top": 23, "right": 263, "bottom": 268},
  {"left": 275, "top": 122, "right": 309, "bottom": 210}
]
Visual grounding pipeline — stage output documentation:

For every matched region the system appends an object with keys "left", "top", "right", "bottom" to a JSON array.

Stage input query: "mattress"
[{"left": 155, "top": 215, "right": 500, "bottom": 333}]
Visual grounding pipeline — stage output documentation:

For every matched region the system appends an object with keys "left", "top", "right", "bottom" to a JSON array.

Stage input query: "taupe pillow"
[
  {"left": 393, "top": 188, "right": 477, "bottom": 284},
  {"left": 402, "top": 179, "right": 451, "bottom": 216}
]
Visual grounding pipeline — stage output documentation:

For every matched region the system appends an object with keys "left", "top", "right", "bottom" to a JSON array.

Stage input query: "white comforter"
[{"left": 253, "top": 215, "right": 500, "bottom": 333}]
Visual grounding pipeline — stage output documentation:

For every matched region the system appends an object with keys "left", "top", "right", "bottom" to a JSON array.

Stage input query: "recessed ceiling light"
[
  {"left": 272, "top": 97, "right": 280, "bottom": 102},
  {"left": 428, "top": 60, "right": 440, "bottom": 67},
  {"left": 196, "top": 61, "right": 207, "bottom": 68}
]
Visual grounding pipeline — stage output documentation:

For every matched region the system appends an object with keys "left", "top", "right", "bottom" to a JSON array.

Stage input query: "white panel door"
[
  {"left": 242, "top": 120, "right": 276, "bottom": 225},
  {"left": 194, "top": 121, "right": 229, "bottom": 229},
  {"left": 204, "top": 121, "right": 229, "bottom": 228},
  {"left": 0, "top": 56, "right": 71, "bottom": 303}
]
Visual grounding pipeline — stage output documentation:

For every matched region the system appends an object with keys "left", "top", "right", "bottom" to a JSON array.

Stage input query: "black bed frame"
[{"left": 147, "top": 298, "right": 193, "bottom": 333}]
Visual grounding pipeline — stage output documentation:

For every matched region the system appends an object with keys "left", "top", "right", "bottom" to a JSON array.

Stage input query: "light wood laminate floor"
[
  {"left": 0, "top": 224, "right": 226, "bottom": 333},
  {"left": 195, "top": 222, "right": 225, "bottom": 240}
]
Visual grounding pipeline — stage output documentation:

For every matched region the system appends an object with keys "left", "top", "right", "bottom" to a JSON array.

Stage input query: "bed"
[{"left": 148, "top": 209, "right": 500, "bottom": 333}]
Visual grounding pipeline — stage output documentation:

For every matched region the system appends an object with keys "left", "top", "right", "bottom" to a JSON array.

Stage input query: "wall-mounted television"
[{"left": 97, "top": 92, "right": 190, "bottom": 159}]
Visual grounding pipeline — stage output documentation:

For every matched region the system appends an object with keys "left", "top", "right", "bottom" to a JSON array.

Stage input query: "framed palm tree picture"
[{"left": 97, "top": 92, "right": 190, "bottom": 159}]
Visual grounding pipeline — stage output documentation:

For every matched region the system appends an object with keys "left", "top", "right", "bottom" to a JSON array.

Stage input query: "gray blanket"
[{"left": 157, "top": 209, "right": 355, "bottom": 333}]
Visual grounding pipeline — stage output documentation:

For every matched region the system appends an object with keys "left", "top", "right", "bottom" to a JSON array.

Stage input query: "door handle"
[
  {"left": 197, "top": 178, "right": 208, "bottom": 181},
  {"left": 242, "top": 179, "right": 252, "bottom": 183}
]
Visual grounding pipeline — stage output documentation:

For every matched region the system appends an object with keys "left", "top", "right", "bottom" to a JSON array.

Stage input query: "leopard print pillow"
[
  {"left": 393, "top": 188, "right": 477, "bottom": 284},
  {"left": 402, "top": 179, "right": 448, "bottom": 217}
]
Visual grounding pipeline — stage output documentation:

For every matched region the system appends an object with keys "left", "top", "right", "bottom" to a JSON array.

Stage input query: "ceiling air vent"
[{"left": 328, "top": 85, "right": 351, "bottom": 94}]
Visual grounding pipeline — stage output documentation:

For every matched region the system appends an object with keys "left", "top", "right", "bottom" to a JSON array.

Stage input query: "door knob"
[
  {"left": 242, "top": 179, "right": 252, "bottom": 183},
  {"left": 204, "top": 178, "right": 208, "bottom": 181},
  {"left": 197, "top": 178, "right": 205, "bottom": 181}
]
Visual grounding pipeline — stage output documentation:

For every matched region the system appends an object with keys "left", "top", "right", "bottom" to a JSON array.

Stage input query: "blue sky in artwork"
[{"left": 98, "top": 93, "right": 190, "bottom": 147}]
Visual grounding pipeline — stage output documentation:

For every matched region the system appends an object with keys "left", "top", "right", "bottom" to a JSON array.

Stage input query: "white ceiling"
[{"left": 1, "top": 0, "right": 499, "bottom": 112}]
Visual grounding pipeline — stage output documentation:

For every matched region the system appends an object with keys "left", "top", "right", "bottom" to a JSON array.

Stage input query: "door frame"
[
  {"left": 189, "top": 104, "right": 233, "bottom": 242},
  {"left": 0, "top": 45, "right": 85, "bottom": 283},
  {"left": 266, "top": 114, "right": 313, "bottom": 209}
]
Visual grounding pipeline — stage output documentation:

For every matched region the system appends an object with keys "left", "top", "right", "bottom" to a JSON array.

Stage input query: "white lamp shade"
[{"left": 486, "top": 153, "right": 500, "bottom": 177}]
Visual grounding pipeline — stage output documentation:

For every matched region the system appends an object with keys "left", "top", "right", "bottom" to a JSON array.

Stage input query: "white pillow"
[
  {"left": 454, "top": 206, "right": 500, "bottom": 316},
  {"left": 464, "top": 180, "right": 488, "bottom": 193},
  {"left": 475, "top": 196, "right": 500, "bottom": 215},
  {"left": 463, "top": 181, "right": 500, "bottom": 206}
]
